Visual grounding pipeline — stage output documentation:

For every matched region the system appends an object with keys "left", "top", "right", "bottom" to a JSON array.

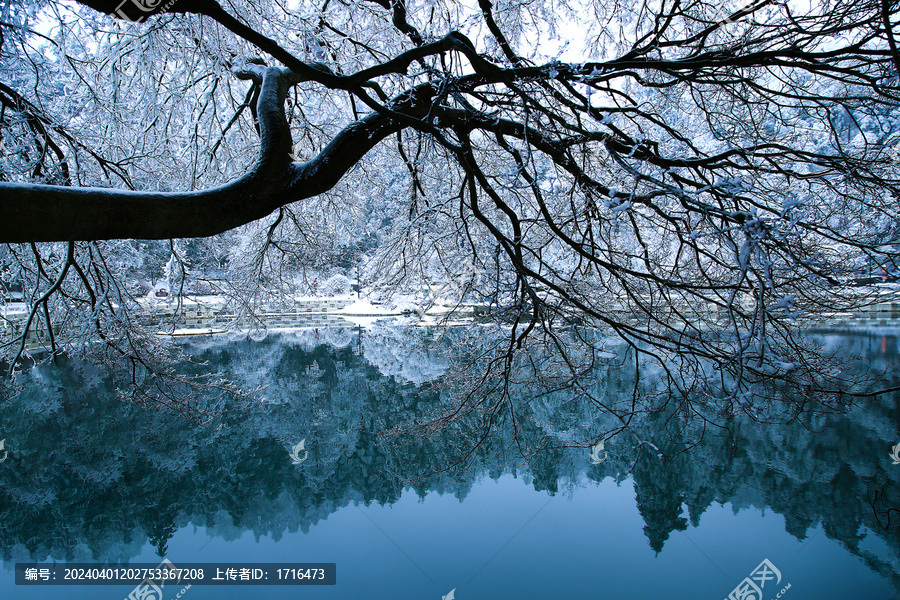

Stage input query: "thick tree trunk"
[
  {"left": 0, "top": 65, "right": 410, "bottom": 242},
  {"left": 1, "top": 176, "right": 284, "bottom": 242}
]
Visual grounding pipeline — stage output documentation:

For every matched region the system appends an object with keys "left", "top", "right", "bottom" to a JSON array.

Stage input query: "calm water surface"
[{"left": 0, "top": 327, "right": 898, "bottom": 599}]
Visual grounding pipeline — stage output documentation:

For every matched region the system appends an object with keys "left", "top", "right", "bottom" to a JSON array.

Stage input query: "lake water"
[{"left": 1, "top": 326, "right": 899, "bottom": 599}]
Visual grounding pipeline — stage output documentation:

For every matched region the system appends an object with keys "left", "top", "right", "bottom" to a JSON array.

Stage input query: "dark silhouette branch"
[{"left": 0, "top": 65, "right": 433, "bottom": 242}]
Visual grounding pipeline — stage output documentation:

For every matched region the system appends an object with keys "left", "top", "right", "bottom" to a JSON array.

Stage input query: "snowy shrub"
[{"left": 320, "top": 274, "right": 351, "bottom": 296}]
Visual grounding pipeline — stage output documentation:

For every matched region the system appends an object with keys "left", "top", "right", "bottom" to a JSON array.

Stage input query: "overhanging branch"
[{"left": 0, "top": 66, "right": 420, "bottom": 242}]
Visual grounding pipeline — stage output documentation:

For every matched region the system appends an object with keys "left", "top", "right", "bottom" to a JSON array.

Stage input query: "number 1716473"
[{"left": 277, "top": 568, "right": 325, "bottom": 580}]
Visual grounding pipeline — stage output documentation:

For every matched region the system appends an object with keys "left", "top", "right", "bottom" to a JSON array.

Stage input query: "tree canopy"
[{"left": 1, "top": 0, "right": 899, "bottom": 414}]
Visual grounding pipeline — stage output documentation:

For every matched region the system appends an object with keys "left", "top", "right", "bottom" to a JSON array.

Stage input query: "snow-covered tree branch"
[{"left": 1, "top": 0, "right": 898, "bottom": 410}]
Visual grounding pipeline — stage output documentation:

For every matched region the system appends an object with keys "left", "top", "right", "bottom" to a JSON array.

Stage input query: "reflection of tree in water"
[{"left": 0, "top": 329, "right": 898, "bottom": 589}]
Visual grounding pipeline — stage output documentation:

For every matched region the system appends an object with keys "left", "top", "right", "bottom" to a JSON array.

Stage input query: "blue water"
[
  {"left": 1, "top": 475, "right": 892, "bottom": 599},
  {"left": 1, "top": 328, "right": 898, "bottom": 599}
]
